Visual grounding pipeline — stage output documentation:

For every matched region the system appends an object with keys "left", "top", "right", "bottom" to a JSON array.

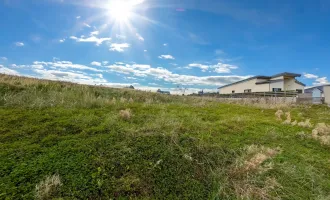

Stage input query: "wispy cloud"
[
  {"left": 109, "top": 43, "right": 130, "bottom": 52},
  {"left": 0, "top": 65, "right": 20, "bottom": 75},
  {"left": 159, "top": 55, "right": 175, "bottom": 60},
  {"left": 188, "top": 33, "right": 208, "bottom": 45},
  {"left": 313, "top": 77, "right": 329, "bottom": 86},
  {"left": 0, "top": 57, "right": 7, "bottom": 61},
  {"left": 304, "top": 73, "right": 318, "bottom": 79},
  {"left": 106, "top": 62, "right": 249, "bottom": 87},
  {"left": 187, "top": 63, "right": 209, "bottom": 72},
  {"left": 59, "top": 39, "right": 65, "bottom": 43},
  {"left": 136, "top": 33, "right": 144, "bottom": 41},
  {"left": 102, "top": 61, "right": 109, "bottom": 65},
  {"left": 215, "top": 49, "right": 225, "bottom": 55},
  {"left": 33, "top": 60, "right": 103, "bottom": 72},
  {"left": 70, "top": 35, "right": 111, "bottom": 46},
  {"left": 213, "top": 62, "right": 238, "bottom": 73},
  {"left": 83, "top": 22, "right": 91, "bottom": 28},
  {"left": 91, "top": 61, "right": 102, "bottom": 66},
  {"left": 76, "top": 16, "right": 81, "bottom": 19},
  {"left": 15, "top": 42, "right": 24, "bottom": 47},
  {"left": 90, "top": 31, "right": 99, "bottom": 36},
  {"left": 163, "top": 43, "right": 168, "bottom": 46},
  {"left": 116, "top": 34, "right": 126, "bottom": 39}
]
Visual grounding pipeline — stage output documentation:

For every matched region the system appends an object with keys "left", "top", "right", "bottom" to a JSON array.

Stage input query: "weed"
[
  {"left": 275, "top": 110, "right": 284, "bottom": 120},
  {"left": 119, "top": 109, "right": 132, "bottom": 120},
  {"left": 35, "top": 174, "right": 62, "bottom": 200}
]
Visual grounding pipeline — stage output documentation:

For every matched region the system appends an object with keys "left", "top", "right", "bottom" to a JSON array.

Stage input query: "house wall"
[
  {"left": 270, "top": 80, "right": 284, "bottom": 91},
  {"left": 271, "top": 76, "right": 284, "bottom": 81},
  {"left": 284, "top": 78, "right": 296, "bottom": 90},
  {"left": 324, "top": 86, "right": 330, "bottom": 104},
  {"left": 219, "top": 76, "right": 305, "bottom": 94},
  {"left": 219, "top": 78, "right": 272, "bottom": 94}
]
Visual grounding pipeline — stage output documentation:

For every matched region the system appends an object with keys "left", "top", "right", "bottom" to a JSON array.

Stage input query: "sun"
[{"left": 107, "top": 1, "right": 134, "bottom": 22}]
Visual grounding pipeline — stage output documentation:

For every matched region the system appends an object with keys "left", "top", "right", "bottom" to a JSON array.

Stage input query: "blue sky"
[{"left": 0, "top": 0, "right": 329, "bottom": 93}]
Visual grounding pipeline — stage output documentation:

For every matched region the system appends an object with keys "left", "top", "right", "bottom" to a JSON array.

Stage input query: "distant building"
[
  {"left": 126, "top": 85, "right": 135, "bottom": 89},
  {"left": 218, "top": 72, "right": 305, "bottom": 94},
  {"left": 157, "top": 89, "right": 170, "bottom": 95},
  {"left": 305, "top": 85, "right": 330, "bottom": 104}
]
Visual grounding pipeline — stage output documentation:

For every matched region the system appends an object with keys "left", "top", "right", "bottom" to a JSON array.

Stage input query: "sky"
[{"left": 0, "top": 0, "right": 330, "bottom": 94}]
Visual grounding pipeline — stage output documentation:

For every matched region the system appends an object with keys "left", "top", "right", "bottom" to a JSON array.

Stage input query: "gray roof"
[{"left": 218, "top": 72, "right": 302, "bottom": 89}]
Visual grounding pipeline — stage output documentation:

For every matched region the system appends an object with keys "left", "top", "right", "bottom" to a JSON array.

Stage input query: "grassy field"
[{"left": 1, "top": 74, "right": 330, "bottom": 200}]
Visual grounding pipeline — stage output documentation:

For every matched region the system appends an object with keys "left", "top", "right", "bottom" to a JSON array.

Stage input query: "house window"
[
  {"left": 296, "top": 89, "right": 303, "bottom": 94},
  {"left": 232, "top": 90, "right": 235, "bottom": 94},
  {"left": 272, "top": 88, "right": 282, "bottom": 92},
  {"left": 244, "top": 89, "right": 252, "bottom": 93}
]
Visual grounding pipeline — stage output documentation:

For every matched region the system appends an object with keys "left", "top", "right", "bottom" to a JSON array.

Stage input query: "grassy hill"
[{"left": 1, "top": 74, "right": 330, "bottom": 199}]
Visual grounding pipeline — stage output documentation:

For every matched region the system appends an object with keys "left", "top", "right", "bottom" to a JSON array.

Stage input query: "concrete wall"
[{"left": 324, "top": 86, "right": 330, "bottom": 104}]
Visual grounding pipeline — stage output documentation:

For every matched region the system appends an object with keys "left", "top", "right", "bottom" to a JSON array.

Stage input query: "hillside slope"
[{"left": 1, "top": 74, "right": 330, "bottom": 199}]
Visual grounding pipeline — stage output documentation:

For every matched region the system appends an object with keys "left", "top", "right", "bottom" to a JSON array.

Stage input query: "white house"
[{"left": 218, "top": 72, "right": 305, "bottom": 94}]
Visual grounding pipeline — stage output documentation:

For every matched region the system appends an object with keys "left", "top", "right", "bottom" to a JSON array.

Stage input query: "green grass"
[{"left": 1, "top": 74, "right": 330, "bottom": 199}]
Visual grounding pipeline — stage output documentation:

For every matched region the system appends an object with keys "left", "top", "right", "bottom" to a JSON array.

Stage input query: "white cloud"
[
  {"left": 187, "top": 63, "right": 209, "bottom": 72},
  {"left": 0, "top": 65, "right": 20, "bottom": 75},
  {"left": 144, "top": 50, "right": 147, "bottom": 52},
  {"left": 313, "top": 77, "right": 329, "bottom": 86},
  {"left": 76, "top": 16, "right": 81, "bottom": 19},
  {"left": 109, "top": 43, "right": 130, "bottom": 52},
  {"left": 136, "top": 33, "right": 144, "bottom": 41},
  {"left": 83, "top": 23, "right": 91, "bottom": 28},
  {"left": 209, "top": 62, "right": 238, "bottom": 73},
  {"left": 90, "top": 31, "right": 99, "bottom": 36},
  {"left": 34, "top": 68, "right": 109, "bottom": 85},
  {"left": 59, "top": 39, "right": 65, "bottom": 43},
  {"left": 116, "top": 34, "right": 126, "bottom": 39},
  {"left": 15, "top": 42, "right": 24, "bottom": 47},
  {"left": 91, "top": 61, "right": 102, "bottom": 66},
  {"left": 70, "top": 35, "right": 111, "bottom": 46},
  {"left": 0, "top": 57, "right": 7, "bottom": 61},
  {"left": 215, "top": 49, "right": 225, "bottom": 55},
  {"left": 102, "top": 61, "right": 109, "bottom": 65},
  {"left": 105, "top": 63, "right": 249, "bottom": 87},
  {"left": 33, "top": 60, "right": 103, "bottom": 72},
  {"left": 158, "top": 55, "right": 175, "bottom": 60},
  {"left": 163, "top": 43, "right": 168, "bottom": 46},
  {"left": 304, "top": 73, "right": 318, "bottom": 79}
]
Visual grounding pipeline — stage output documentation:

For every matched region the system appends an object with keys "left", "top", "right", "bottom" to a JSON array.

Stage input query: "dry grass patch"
[
  {"left": 35, "top": 174, "right": 62, "bottom": 200},
  {"left": 119, "top": 109, "right": 132, "bottom": 120},
  {"left": 311, "top": 123, "right": 330, "bottom": 145},
  {"left": 221, "top": 145, "right": 282, "bottom": 199},
  {"left": 282, "top": 112, "right": 292, "bottom": 125},
  {"left": 297, "top": 119, "right": 313, "bottom": 128},
  {"left": 275, "top": 110, "right": 284, "bottom": 121}
]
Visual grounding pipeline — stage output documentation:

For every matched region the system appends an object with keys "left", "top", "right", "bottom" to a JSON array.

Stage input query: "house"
[
  {"left": 157, "top": 89, "right": 170, "bottom": 95},
  {"left": 218, "top": 72, "right": 305, "bottom": 94},
  {"left": 305, "top": 85, "right": 330, "bottom": 104}
]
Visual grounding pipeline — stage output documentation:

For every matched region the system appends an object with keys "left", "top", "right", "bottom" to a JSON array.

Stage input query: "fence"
[{"left": 216, "top": 91, "right": 299, "bottom": 98}]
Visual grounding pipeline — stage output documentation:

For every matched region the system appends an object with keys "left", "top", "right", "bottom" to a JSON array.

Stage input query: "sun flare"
[{"left": 107, "top": 1, "right": 134, "bottom": 22}]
